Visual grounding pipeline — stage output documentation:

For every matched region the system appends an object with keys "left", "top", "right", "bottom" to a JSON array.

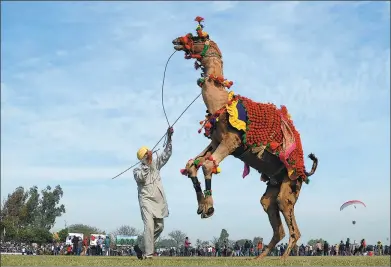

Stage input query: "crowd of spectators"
[{"left": 1, "top": 237, "right": 389, "bottom": 257}]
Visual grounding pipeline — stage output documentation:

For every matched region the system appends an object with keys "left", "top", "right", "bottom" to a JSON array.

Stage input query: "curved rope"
[
  {"left": 161, "top": 50, "right": 177, "bottom": 128},
  {"left": 111, "top": 51, "right": 201, "bottom": 180}
]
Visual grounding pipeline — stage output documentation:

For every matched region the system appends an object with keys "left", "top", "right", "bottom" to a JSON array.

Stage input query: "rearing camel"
[{"left": 172, "top": 17, "right": 318, "bottom": 259}]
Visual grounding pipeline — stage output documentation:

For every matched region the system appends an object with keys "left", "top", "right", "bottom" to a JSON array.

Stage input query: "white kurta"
[
  {"left": 133, "top": 141, "right": 172, "bottom": 256},
  {"left": 133, "top": 140, "right": 172, "bottom": 219}
]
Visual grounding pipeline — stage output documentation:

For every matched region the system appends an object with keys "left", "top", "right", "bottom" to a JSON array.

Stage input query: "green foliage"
[
  {"left": 156, "top": 238, "right": 176, "bottom": 249},
  {"left": 168, "top": 230, "right": 187, "bottom": 247},
  {"left": 253, "top": 236, "right": 263, "bottom": 245},
  {"left": 57, "top": 228, "right": 69, "bottom": 242},
  {"left": 111, "top": 225, "right": 139, "bottom": 239},
  {"left": 235, "top": 239, "right": 248, "bottom": 246},
  {"left": 67, "top": 224, "right": 104, "bottom": 237},
  {"left": 218, "top": 229, "right": 229, "bottom": 244},
  {"left": 0, "top": 185, "right": 66, "bottom": 243},
  {"left": 307, "top": 238, "right": 325, "bottom": 247}
]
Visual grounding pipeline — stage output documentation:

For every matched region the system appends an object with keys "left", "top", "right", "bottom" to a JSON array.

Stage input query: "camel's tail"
[{"left": 304, "top": 153, "right": 318, "bottom": 177}]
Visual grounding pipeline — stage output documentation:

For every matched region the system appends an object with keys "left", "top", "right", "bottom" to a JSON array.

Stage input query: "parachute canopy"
[{"left": 340, "top": 200, "right": 366, "bottom": 211}]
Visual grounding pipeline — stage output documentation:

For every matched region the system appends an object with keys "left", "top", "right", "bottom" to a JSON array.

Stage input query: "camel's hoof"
[
  {"left": 197, "top": 207, "right": 203, "bottom": 215},
  {"left": 201, "top": 207, "right": 214, "bottom": 219},
  {"left": 280, "top": 255, "right": 289, "bottom": 260}
]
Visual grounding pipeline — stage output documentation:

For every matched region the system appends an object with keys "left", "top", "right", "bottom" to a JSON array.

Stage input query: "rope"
[
  {"left": 161, "top": 50, "right": 177, "bottom": 128},
  {"left": 111, "top": 51, "right": 202, "bottom": 180},
  {"left": 111, "top": 92, "right": 201, "bottom": 180}
]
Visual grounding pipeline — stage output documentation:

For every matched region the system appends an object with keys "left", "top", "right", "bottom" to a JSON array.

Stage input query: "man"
[
  {"left": 184, "top": 237, "right": 192, "bottom": 256},
  {"left": 81, "top": 236, "right": 89, "bottom": 256},
  {"left": 105, "top": 235, "right": 111, "bottom": 256},
  {"left": 71, "top": 235, "right": 79, "bottom": 255},
  {"left": 97, "top": 236, "right": 103, "bottom": 256},
  {"left": 133, "top": 127, "right": 174, "bottom": 260}
]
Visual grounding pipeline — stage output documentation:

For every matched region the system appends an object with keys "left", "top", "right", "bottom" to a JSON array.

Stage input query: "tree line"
[
  {"left": 0, "top": 185, "right": 65, "bottom": 244},
  {"left": 0, "top": 185, "right": 324, "bottom": 247}
]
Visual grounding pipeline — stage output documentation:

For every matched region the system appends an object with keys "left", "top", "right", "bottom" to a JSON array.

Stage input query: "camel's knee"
[
  {"left": 292, "top": 230, "right": 301, "bottom": 240},
  {"left": 260, "top": 194, "right": 273, "bottom": 212},
  {"left": 184, "top": 160, "right": 199, "bottom": 177},
  {"left": 201, "top": 160, "right": 214, "bottom": 178},
  {"left": 277, "top": 195, "right": 292, "bottom": 211}
]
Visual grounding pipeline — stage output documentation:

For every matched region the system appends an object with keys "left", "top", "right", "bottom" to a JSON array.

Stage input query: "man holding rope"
[{"left": 133, "top": 127, "right": 174, "bottom": 260}]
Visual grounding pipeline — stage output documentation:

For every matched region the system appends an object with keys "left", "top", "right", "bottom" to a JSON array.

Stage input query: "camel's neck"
[{"left": 201, "top": 57, "right": 228, "bottom": 114}]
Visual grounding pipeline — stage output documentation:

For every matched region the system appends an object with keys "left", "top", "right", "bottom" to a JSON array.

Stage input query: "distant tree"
[
  {"left": 57, "top": 228, "right": 69, "bottom": 242},
  {"left": 67, "top": 224, "right": 104, "bottom": 237},
  {"left": 112, "top": 225, "right": 140, "bottom": 237},
  {"left": 156, "top": 237, "right": 177, "bottom": 249},
  {"left": 201, "top": 240, "right": 210, "bottom": 247},
  {"left": 168, "top": 230, "right": 187, "bottom": 247},
  {"left": 307, "top": 238, "right": 324, "bottom": 247},
  {"left": 235, "top": 239, "right": 248, "bottom": 246},
  {"left": 218, "top": 229, "right": 229, "bottom": 244},
  {"left": 196, "top": 238, "right": 203, "bottom": 247},
  {"left": 253, "top": 236, "right": 263, "bottom": 245},
  {"left": 1, "top": 185, "right": 65, "bottom": 243},
  {"left": 211, "top": 236, "right": 219, "bottom": 246},
  {"left": 35, "top": 185, "right": 66, "bottom": 230}
]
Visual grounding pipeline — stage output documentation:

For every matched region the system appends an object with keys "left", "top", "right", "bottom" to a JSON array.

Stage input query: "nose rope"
[{"left": 111, "top": 51, "right": 202, "bottom": 180}]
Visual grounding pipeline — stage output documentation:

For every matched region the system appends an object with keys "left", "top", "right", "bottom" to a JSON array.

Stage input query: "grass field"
[{"left": 1, "top": 255, "right": 390, "bottom": 266}]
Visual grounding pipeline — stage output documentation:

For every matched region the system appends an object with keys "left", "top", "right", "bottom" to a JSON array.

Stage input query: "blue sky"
[{"left": 1, "top": 1, "right": 390, "bottom": 245}]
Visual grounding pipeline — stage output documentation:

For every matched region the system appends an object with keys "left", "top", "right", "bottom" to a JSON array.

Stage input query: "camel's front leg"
[
  {"left": 181, "top": 143, "right": 215, "bottom": 215},
  {"left": 200, "top": 133, "right": 241, "bottom": 219}
]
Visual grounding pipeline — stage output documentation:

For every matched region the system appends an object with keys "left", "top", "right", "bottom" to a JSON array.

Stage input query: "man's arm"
[
  {"left": 155, "top": 127, "right": 173, "bottom": 170},
  {"left": 156, "top": 139, "right": 172, "bottom": 170},
  {"left": 133, "top": 166, "right": 149, "bottom": 184}
]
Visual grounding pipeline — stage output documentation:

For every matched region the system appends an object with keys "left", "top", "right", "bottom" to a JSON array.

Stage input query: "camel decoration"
[{"left": 172, "top": 17, "right": 318, "bottom": 259}]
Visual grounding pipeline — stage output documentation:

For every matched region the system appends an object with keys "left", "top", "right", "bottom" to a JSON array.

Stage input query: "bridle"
[{"left": 179, "top": 34, "right": 222, "bottom": 60}]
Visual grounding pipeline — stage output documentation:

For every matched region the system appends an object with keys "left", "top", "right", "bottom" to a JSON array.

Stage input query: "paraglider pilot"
[{"left": 133, "top": 127, "right": 174, "bottom": 260}]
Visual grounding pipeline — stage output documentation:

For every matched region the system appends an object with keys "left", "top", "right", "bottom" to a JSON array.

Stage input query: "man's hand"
[{"left": 167, "top": 127, "right": 174, "bottom": 138}]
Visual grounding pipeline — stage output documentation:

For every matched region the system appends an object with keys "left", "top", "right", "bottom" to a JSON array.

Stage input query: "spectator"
[
  {"left": 244, "top": 240, "right": 250, "bottom": 256},
  {"left": 184, "top": 237, "right": 191, "bottom": 256},
  {"left": 257, "top": 240, "right": 263, "bottom": 256},
  {"left": 323, "top": 241, "right": 329, "bottom": 256},
  {"left": 71, "top": 235, "right": 79, "bottom": 255}
]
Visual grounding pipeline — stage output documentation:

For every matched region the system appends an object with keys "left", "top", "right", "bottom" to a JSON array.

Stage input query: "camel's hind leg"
[
  {"left": 255, "top": 184, "right": 285, "bottom": 259},
  {"left": 277, "top": 175, "right": 303, "bottom": 259}
]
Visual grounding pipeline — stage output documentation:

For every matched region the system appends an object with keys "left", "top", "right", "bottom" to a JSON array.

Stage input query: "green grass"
[{"left": 1, "top": 255, "right": 390, "bottom": 266}]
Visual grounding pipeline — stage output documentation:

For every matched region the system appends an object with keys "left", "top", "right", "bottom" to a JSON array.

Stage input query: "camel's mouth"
[
  {"left": 172, "top": 38, "right": 185, "bottom": 51},
  {"left": 173, "top": 45, "right": 184, "bottom": 51}
]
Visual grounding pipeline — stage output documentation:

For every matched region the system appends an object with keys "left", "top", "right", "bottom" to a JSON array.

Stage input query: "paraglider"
[
  {"left": 340, "top": 200, "right": 366, "bottom": 211},
  {"left": 340, "top": 200, "right": 366, "bottom": 227}
]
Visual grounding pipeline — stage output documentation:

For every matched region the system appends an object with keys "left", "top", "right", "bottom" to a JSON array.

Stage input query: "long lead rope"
[
  {"left": 111, "top": 52, "right": 202, "bottom": 180},
  {"left": 161, "top": 50, "right": 177, "bottom": 128}
]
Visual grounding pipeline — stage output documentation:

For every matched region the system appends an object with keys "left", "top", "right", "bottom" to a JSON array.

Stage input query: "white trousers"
[{"left": 143, "top": 215, "right": 164, "bottom": 256}]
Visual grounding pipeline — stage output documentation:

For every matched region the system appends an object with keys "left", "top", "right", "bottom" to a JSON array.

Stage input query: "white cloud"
[{"left": 1, "top": 1, "right": 389, "bottom": 244}]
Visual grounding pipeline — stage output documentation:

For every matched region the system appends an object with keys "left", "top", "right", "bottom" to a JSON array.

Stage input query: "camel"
[{"left": 171, "top": 17, "right": 318, "bottom": 259}]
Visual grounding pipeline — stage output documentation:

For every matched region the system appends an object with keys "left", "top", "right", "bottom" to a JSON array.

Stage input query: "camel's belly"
[{"left": 232, "top": 146, "right": 285, "bottom": 178}]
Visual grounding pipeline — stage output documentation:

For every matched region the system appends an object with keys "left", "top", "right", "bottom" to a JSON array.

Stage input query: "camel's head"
[
  {"left": 172, "top": 34, "right": 209, "bottom": 53},
  {"left": 172, "top": 16, "right": 221, "bottom": 60}
]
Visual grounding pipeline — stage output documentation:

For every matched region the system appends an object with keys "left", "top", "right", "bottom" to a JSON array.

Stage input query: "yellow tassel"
[{"left": 216, "top": 167, "right": 221, "bottom": 173}]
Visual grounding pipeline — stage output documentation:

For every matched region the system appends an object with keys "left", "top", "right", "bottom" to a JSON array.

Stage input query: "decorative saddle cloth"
[{"left": 225, "top": 92, "right": 306, "bottom": 181}]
